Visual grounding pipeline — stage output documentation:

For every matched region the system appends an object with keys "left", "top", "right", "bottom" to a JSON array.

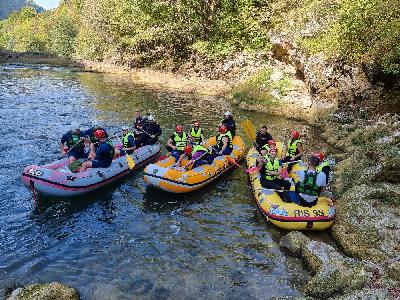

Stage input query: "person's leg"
[
  {"left": 274, "top": 178, "right": 292, "bottom": 190},
  {"left": 221, "top": 147, "right": 232, "bottom": 155},
  {"left": 260, "top": 177, "right": 281, "bottom": 190},
  {"left": 171, "top": 150, "right": 181, "bottom": 162},
  {"left": 80, "top": 160, "right": 93, "bottom": 172}
]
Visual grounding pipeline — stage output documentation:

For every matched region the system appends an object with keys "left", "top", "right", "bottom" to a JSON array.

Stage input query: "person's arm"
[
  {"left": 60, "top": 134, "right": 68, "bottom": 154},
  {"left": 292, "top": 142, "right": 304, "bottom": 161},
  {"left": 219, "top": 137, "right": 228, "bottom": 154},
  {"left": 166, "top": 137, "right": 176, "bottom": 150}
]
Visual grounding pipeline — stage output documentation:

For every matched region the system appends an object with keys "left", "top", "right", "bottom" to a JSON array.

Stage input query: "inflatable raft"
[
  {"left": 22, "top": 143, "right": 161, "bottom": 197},
  {"left": 246, "top": 146, "right": 335, "bottom": 230},
  {"left": 143, "top": 136, "right": 245, "bottom": 193}
]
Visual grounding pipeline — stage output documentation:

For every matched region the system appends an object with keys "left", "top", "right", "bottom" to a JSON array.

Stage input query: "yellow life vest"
[
  {"left": 217, "top": 131, "right": 233, "bottom": 150},
  {"left": 190, "top": 127, "right": 203, "bottom": 145},
  {"left": 173, "top": 132, "right": 188, "bottom": 151},
  {"left": 122, "top": 132, "right": 134, "bottom": 148},
  {"left": 264, "top": 157, "right": 280, "bottom": 180},
  {"left": 286, "top": 139, "right": 300, "bottom": 157},
  {"left": 316, "top": 159, "right": 330, "bottom": 173},
  {"left": 192, "top": 144, "right": 208, "bottom": 155}
]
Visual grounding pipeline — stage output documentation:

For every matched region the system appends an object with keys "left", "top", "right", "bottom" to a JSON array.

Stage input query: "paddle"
[
  {"left": 241, "top": 119, "right": 257, "bottom": 141},
  {"left": 58, "top": 139, "right": 84, "bottom": 160}
]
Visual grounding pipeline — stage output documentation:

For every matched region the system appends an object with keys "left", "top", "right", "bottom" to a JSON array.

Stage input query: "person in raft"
[
  {"left": 80, "top": 130, "right": 115, "bottom": 172},
  {"left": 189, "top": 120, "right": 205, "bottom": 146},
  {"left": 221, "top": 111, "right": 236, "bottom": 137},
  {"left": 260, "top": 139, "right": 278, "bottom": 158},
  {"left": 255, "top": 126, "right": 273, "bottom": 152},
  {"left": 174, "top": 144, "right": 212, "bottom": 169},
  {"left": 119, "top": 125, "right": 136, "bottom": 156},
  {"left": 84, "top": 122, "right": 109, "bottom": 154},
  {"left": 258, "top": 144, "right": 291, "bottom": 191},
  {"left": 167, "top": 125, "right": 189, "bottom": 162},
  {"left": 136, "top": 114, "right": 162, "bottom": 147},
  {"left": 289, "top": 155, "right": 331, "bottom": 207},
  {"left": 282, "top": 130, "right": 304, "bottom": 173},
  {"left": 315, "top": 152, "right": 332, "bottom": 185},
  {"left": 208, "top": 125, "right": 233, "bottom": 160},
  {"left": 60, "top": 123, "right": 88, "bottom": 163}
]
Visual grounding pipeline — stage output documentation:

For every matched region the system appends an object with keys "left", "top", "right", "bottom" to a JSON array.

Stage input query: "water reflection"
[{"left": 0, "top": 63, "right": 335, "bottom": 299}]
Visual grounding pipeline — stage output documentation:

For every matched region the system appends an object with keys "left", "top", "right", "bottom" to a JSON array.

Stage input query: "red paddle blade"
[
  {"left": 246, "top": 166, "right": 260, "bottom": 173},
  {"left": 280, "top": 168, "right": 289, "bottom": 178}
]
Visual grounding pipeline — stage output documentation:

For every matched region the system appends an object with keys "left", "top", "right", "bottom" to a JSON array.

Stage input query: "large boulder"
[
  {"left": 303, "top": 241, "right": 368, "bottom": 298},
  {"left": 7, "top": 282, "right": 79, "bottom": 300},
  {"left": 280, "top": 233, "right": 369, "bottom": 298},
  {"left": 279, "top": 231, "right": 310, "bottom": 258}
]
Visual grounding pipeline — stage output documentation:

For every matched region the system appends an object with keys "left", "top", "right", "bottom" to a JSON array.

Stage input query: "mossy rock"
[
  {"left": 304, "top": 254, "right": 368, "bottom": 298},
  {"left": 279, "top": 231, "right": 310, "bottom": 258},
  {"left": 9, "top": 282, "right": 79, "bottom": 300},
  {"left": 387, "top": 261, "right": 400, "bottom": 282}
]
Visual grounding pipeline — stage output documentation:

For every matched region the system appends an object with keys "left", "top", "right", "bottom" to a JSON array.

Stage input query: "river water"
[{"left": 0, "top": 64, "right": 330, "bottom": 299}]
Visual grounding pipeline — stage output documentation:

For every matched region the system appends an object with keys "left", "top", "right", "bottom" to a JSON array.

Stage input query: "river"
[{"left": 0, "top": 64, "right": 331, "bottom": 299}]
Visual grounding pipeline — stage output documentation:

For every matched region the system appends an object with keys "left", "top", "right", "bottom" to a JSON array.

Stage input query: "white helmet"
[
  {"left": 70, "top": 123, "right": 80, "bottom": 131},
  {"left": 147, "top": 114, "right": 155, "bottom": 121},
  {"left": 224, "top": 111, "right": 231, "bottom": 116},
  {"left": 121, "top": 125, "right": 129, "bottom": 130}
]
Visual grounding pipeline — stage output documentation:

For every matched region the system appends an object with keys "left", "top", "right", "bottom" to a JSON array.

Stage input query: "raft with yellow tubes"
[
  {"left": 143, "top": 136, "right": 245, "bottom": 193},
  {"left": 246, "top": 145, "right": 335, "bottom": 231}
]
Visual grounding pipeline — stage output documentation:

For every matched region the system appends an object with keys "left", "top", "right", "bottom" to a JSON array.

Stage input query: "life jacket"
[
  {"left": 316, "top": 159, "right": 330, "bottom": 173},
  {"left": 173, "top": 132, "right": 188, "bottom": 151},
  {"left": 286, "top": 139, "right": 300, "bottom": 157},
  {"left": 296, "top": 171, "right": 321, "bottom": 196},
  {"left": 122, "top": 132, "right": 135, "bottom": 148},
  {"left": 67, "top": 132, "right": 84, "bottom": 149},
  {"left": 192, "top": 144, "right": 208, "bottom": 155},
  {"left": 264, "top": 157, "right": 280, "bottom": 180},
  {"left": 190, "top": 127, "right": 203, "bottom": 145},
  {"left": 96, "top": 141, "right": 115, "bottom": 160},
  {"left": 217, "top": 131, "right": 233, "bottom": 150}
]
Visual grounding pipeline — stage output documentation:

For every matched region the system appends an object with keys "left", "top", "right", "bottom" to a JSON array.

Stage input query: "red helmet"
[
  {"left": 291, "top": 130, "right": 300, "bottom": 139},
  {"left": 176, "top": 125, "right": 183, "bottom": 133},
  {"left": 314, "top": 152, "right": 325, "bottom": 161},
  {"left": 219, "top": 125, "right": 227, "bottom": 134},
  {"left": 267, "top": 139, "right": 276, "bottom": 146},
  {"left": 184, "top": 145, "right": 192, "bottom": 154},
  {"left": 95, "top": 129, "right": 106, "bottom": 139}
]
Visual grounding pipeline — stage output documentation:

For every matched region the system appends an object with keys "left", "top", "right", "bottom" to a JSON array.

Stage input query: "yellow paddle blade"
[
  {"left": 126, "top": 154, "right": 136, "bottom": 169},
  {"left": 241, "top": 119, "right": 257, "bottom": 142}
]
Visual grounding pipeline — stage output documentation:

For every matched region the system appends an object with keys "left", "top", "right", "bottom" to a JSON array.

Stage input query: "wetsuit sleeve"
[
  {"left": 156, "top": 124, "right": 162, "bottom": 136},
  {"left": 128, "top": 135, "right": 135, "bottom": 147},
  {"left": 61, "top": 133, "right": 69, "bottom": 144}
]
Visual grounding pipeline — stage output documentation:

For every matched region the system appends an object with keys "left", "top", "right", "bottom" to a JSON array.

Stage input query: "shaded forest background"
[{"left": 0, "top": 0, "right": 399, "bottom": 75}]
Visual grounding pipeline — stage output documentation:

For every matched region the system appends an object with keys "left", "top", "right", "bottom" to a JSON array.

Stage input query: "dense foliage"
[{"left": 0, "top": 0, "right": 399, "bottom": 74}]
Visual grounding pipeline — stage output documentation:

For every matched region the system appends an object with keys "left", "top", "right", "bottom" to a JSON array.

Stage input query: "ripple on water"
[{"left": 0, "top": 63, "right": 332, "bottom": 298}]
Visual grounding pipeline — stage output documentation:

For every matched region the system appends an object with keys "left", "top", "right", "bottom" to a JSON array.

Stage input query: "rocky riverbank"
[{"left": 2, "top": 40, "right": 399, "bottom": 299}]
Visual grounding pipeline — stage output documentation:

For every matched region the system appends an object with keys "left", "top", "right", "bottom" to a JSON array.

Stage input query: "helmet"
[
  {"left": 91, "top": 121, "right": 98, "bottom": 128},
  {"left": 147, "top": 114, "right": 154, "bottom": 121},
  {"left": 184, "top": 145, "right": 192, "bottom": 155},
  {"left": 70, "top": 123, "right": 80, "bottom": 131},
  {"left": 223, "top": 111, "right": 231, "bottom": 116},
  {"left": 267, "top": 139, "right": 276, "bottom": 146},
  {"left": 314, "top": 152, "right": 325, "bottom": 161},
  {"left": 176, "top": 125, "right": 183, "bottom": 133},
  {"left": 121, "top": 125, "right": 129, "bottom": 130},
  {"left": 219, "top": 125, "right": 228, "bottom": 134},
  {"left": 95, "top": 129, "right": 106, "bottom": 139},
  {"left": 291, "top": 130, "right": 300, "bottom": 139}
]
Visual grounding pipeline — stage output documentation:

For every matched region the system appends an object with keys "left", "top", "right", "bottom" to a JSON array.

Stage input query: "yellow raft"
[
  {"left": 143, "top": 136, "right": 245, "bottom": 193},
  {"left": 246, "top": 145, "right": 335, "bottom": 230}
]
